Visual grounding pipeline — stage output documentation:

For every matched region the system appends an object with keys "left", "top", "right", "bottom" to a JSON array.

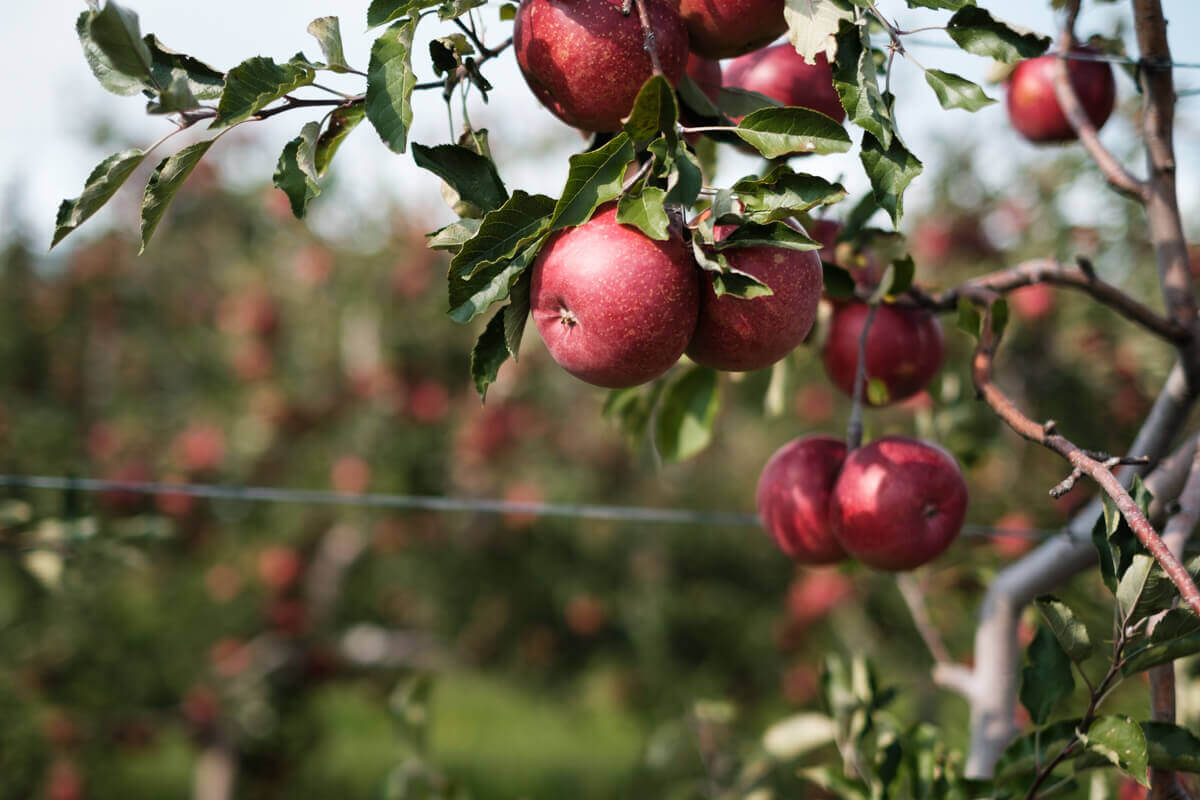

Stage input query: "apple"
[
  {"left": 331, "top": 455, "right": 371, "bottom": 495},
  {"left": 991, "top": 510, "right": 1037, "bottom": 559},
  {"left": 830, "top": 435, "right": 968, "bottom": 571},
  {"left": 1006, "top": 47, "right": 1115, "bottom": 144},
  {"left": 756, "top": 435, "right": 848, "bottom": 564},
  {"left": 678, "top": 0, "right": 785, "bottom": 60},
  {"left": 821, "top": 302, "right": 944, "bottom": 406},
  {"left": 687, "top": 55, "right": 722, "bottom": 103},
  {"left": 257, "top": 546, "right": 303, "bottom": 592},
  {"left": 724, "top": 46, "right": 845, "bottom": 123},
  {"left": 686, "top": 222, "right": 823, "bottom": 372},
  {"left": 513, "top": 0, "right": 689, "bottom": 132},
  {"left": 174, "top": 424, "right": 225, "bottom": 473},
  {"left": 786, "top": 568, "right": 854, "bottom": 625},
  {"left": 1009, "top": 284, "right": 1056, "bottom": 322},
  {"left": 530, "top": 203, "right": 700, "bottom": 388}
]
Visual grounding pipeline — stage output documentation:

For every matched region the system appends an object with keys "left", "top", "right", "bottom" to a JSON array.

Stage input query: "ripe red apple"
[
  {"left": 678, "top": 0, "right": 785, "bottom": 59},
  {"left": 991, "top": 510, "right": 1037, "bottom": 559},
  {"left": 1009, "top": 284, "right": 1056, "bottom": 322},
  {"left": 756, "top": 435, "right": 848, "bottom": 564},
  {"left": 786, "top": 568, "right": 854, "bottom": 625},
  {"left": 821, "top": 302, "right": 944, "bottom": 406},
  {"left": 530, "top": 203, "right": 700, "bottom": 388},
  {"left": 257, "top": 546, "right": 303, "bottom": 592},
  {"left": 514, "top": 0, "right": 688, "bottom": 132},
  {"left": 174, "top": 424, "right": 225, "bottom": 473},
  {"left": 830, "top": 435, "right": 968, "bottom": 571},
  {"left": 724, "top": 46, "right": 845, "bottom": 123},
  {"left": 686, "top": 222, "right": 822, "bottom": 371},
  {"left": 1006, "top": 47, "right": 1116, "bottom": 144},
  {"left": 687, "top": 55, "right": 722, "bottom": 103}
]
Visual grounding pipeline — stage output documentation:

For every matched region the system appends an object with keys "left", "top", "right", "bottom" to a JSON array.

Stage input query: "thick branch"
[
  {"left": 1052, "top": 3, "right": 1146, "bottom": 200},
  {"left": 919, "top": 258, "right": 1189, "bottom": 344}
]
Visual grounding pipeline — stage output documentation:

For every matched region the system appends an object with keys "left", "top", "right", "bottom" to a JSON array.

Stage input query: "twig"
[
  {"left": 846, "top": 304, "right": 877, "bottom": 450},
  {"left": 1052, "top": 1, "right": 1147, "bottom": 201},
  {"left": 630, "top": 0, "right": 664, "bottom": 76},
  {"left": 895, "top": 574, "right": 953, "bottom": 665},
  {"left": 414, "top": 38, "right": 513, "bottom": 91},
  {"left": 253, "top": 96, "right": 359, "bottom": 121}
]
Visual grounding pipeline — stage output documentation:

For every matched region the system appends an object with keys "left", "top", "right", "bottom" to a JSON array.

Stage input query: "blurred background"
[{"left": 2, "top": 2, "right": 1200, "bottom": 798}]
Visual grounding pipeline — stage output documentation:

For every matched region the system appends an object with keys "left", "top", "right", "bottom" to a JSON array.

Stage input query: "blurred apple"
[
  {"left": 267, "top": 599, "right": 309, "bottom": 637},
  {"left": 210, "top": 637, "right": 250, "bottom": 678},
  {"left": 204, "top": 563, "right": 243, "bottom": 604},
  {"left": 794, "top": 384, "right": 835, "bottom": 425},
  {"left": 1009, "top": 284, "right": 1056, "bottom": 322},
  {"left": 154, "top": 475, "right": 197, "bottom": 518},
  {"left": 174, "top": 424, "right": 226, "bottom": 473},
  {"left": 407, "top": 379, "right": 451, "bottom": 424},
  {"left": 990, "top": 510, "right": 1037, "bottom": 558},
  {"left": 503, "top": 481, "right": 544, "bottom": 530},
  {"left": 331, "top": 456, "right": 371, "bottom": 495},
  {"left": 257, "top": 546, "right": 303, "bottom": 592},
  {"left": 787, "top": 569, "right": 854, "bottom": 627},
  {"left": 98, "top": 461, "right": 151, "bottom": 515},
  {"left": 781, "top": 662, "right": 818, "bottom": 705},
  {"left": 565, "top": 593, "right": 609, "bottom": 636},
  {"left": 47, "top": 760, "right": 83, "bottom": 800},
  {"left": 293, "top": 243, "right": 334, "bottom": 286},
  {"left": 181, "top": 685, "right": 220, "bottom": 730}
]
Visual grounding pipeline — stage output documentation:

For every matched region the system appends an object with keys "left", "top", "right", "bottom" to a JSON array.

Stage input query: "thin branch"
[
  {"left": 254, "top": 96, "right": 360, "bottom": 121},
  {"left": 630, "top": 0, "right": 664, "bottom": 76},
  {"left": 895, "top": 574, "right": 953, "bottom": 665},
  {"left": 1052, "top": 1, "right": 1147, "bottom": 200},
  {"left": 970, "top": 299, "right": 1200, "bottom": 611},
  {"left": 414, "top": 37, "right": 513, "bottom": 91},
  {"left": 917, "top": 257, "right": 1190, "bottom": 345},
  {"left": 846, "top": 304, "right": 877, "bottom": 450}
]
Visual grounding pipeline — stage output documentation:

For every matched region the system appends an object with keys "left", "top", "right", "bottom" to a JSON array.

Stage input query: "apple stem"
[
  {"left": 630, "top": 0, "right": 665, "bottom": 77},
  {"left": 845, "top": 303, "right": 878, "bottom": 451}
]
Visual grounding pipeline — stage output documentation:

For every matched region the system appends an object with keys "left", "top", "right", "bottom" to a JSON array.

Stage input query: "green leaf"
[
  {"left": 1093, "top": 479, "right": 1152, "bottom": 594},
  {"left": 470, "top": 308, "right": 509, "bottom": 400},
  {"left": 449, "top": 232, "right": 549, "bottom": 323},
  {"left": 145, "top": 70, "right": 201, "bottom": 114},
  {"left": 1035, "top": 596, "right": 1094, "bottom": 663},
  {"left": 315, "top": 105, "right": 366, "bottom": 176},
  {"left": 732, "top": 166, "right": 847, "bottom": 224},
  {"left": 368, "top": 0, "right": 433, "bottom": 27},
  {"left": 946, "top": 7, "right": 1051, "bottom": 64},
  {"left": 1081, "top": 716, "right": 1149, "bottom": 787},
  {"left": 995, "top": 720, "right": 1080, "bottom": 785},
  {"left": 76, "top": 12, "right": 144, "bottom": 96},
  {"left": 1122, "top": 631, "right": 1200, "bottom": 676},
  {"left": 52, "top": 148, "right": 146, "bottom": 248},
  {"left": 624, "top": 75, "right": 678, "bottom": 150},
  {"left": 655, "top": 366, "right": 720, "bottom": 462},
  {"left": 886, "top": 255, "right": 915, "bottom": 296},
  {"left": 866, "top": 378, "right": 890, "bottom": 406},
  {"left": 677, "top": 74, "right": 721, "bottom": 120},
  {"left": 648, "top": 137, "right": 703, "bottom": 208},
  {"left": 716, "top": 221, "right": 819, "bottom": 252},
  {"left": 991, "top": 296, "right": 1009, "bottom": 338},
  {"left": 1143, "top": 722, "right": 1200, "bottom": 773},
  {"left": 783, "top": 0, "right": 854, "bottom": 65},
  {"left": 87, "top": 1, "right": 155, "bottom": 86},
  {"left": 906, "top": 0, "right": 974, "bottom": 8},
  {"left": 924, "top": 69, "right": 996, "bottom": 112},
  {"left": 956, "top": 297, "right": 982, "bottom": 339},
  {"left": 499, "top": 3, "right": 518, "bottom": 20},
  {"left": 144, "top": 35, "right": 224, "bottom": 101},
  {"left": 549, "top": 134, "right": 636, "bottom": 232},
  {"left": 438, "top": 0, "right": 487, "bottom": 21},
  {"left": 366, "top": 19, "right": 419, "bottom": 153},
  {"left": 450, "top": 190, "right": 555, "bottom": 281},
  {"left": 717, "top": 87, "right": 781, "bottom": 119},
  {"left": 833, "top": 20, "right": 892, "bottom": 149},
  {"left": 822, "top": 262, "right": 856, "bottom": 300},
  {"left": 307, "top": 17, "right": 352, "bottom": 72},
  {"left": 604, "top": 382, "right": 664, "bottom": 444},
  {"left": 859, "top": 131, "right": 922, "bottom": 227},
  {"left": 427, "top": 218, "right": 482, "bottom": 252},
  {"left": 212, "top": 56, "right": 315, "bottom": 128},
  {"left": 1116, "top": 554, "right": 1155, "bottom": 626},
  {"left": 1019, "top": 624, "right": 1074, "bottom": 725},
  {"left": 617, "top": 186, "right": 670, "bottom": 241},
  {"left": 503, "top": 274, "right": 531, "bottom": 357},
  {"left": 273, "top": 121, "right": 322, "bottom": 218},
  {"left": 736, "top": 107, "right": 852, "bottom": 158},
  {"left": 140, "top": 139, "right": 214, "bottom": 252},
  {"left": 413, "top": 142, "right": 508, "bottom": 216}
]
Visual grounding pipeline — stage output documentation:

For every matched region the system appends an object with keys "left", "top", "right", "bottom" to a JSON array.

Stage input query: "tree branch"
[
  {"left": 846, "top": 303, "right": 878, "bottom": 450},
  {"left": 895, "top": 574, "right": 953, "bottom": 665},
  {"left": 1052, "top": 2, "right": 1147, "bottom": 201},
  {"left": 630, "top": 0, "right": 665, "bottom": 76}
]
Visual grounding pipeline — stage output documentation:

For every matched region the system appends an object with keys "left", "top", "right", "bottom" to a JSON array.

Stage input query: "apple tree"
[{"left": 52, "top": 0, "right": 1200, "bottom": 794}]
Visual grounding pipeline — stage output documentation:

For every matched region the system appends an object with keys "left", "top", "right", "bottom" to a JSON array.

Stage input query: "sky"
[{"left": 7, "top": 1, "right": 1200, "bottom": 253}]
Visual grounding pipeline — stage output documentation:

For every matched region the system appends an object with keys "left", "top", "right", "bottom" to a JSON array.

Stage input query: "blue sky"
[{"left": 8, "top": 1, "right": 1200, "bottom": 251}]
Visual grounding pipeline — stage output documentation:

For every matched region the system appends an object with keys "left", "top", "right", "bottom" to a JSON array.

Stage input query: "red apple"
[
  {"left": 174, "top": 424, "right": 225, "bottom": 473},
  {"left": 530, "top": 203, "right": 700, "bottom": 388},
  {"left": 830, "top": 436, "right": 968, "bottom": 571},
  {"left": 786, "top": 568, "right": 854, "bottom": 625},
  {"left": 686, "top": 222, "right": 822, "bottom": 372},
  {"left": 1009, "top": 284, "right": 1056, "bottom": 322},
  {"left": 756, "top": 435, "right": 848, "bottom": 564},
  {"left": 991, "top": 510, "right": 1037, "bottom": 559},
  {"left": 514, "top": 0, "right": 688, "bottom": 132},
  {"left": 331, "top": 456, "right": 371, "bottom": 495},
  {"left": 724, "top": 46, "right": 845, "bottom": 123},
  {"left": 678, "top": 0, "right": 785, "bottom": 59},
  {"left": 821, "top": 302, "right": 944, "bottom": 406},
  {"left": 257, "top": 546, "right": 303, "bottom": 592},
  {"left": 1006, "top": 47, "right": 1115, "bottom": 144}
]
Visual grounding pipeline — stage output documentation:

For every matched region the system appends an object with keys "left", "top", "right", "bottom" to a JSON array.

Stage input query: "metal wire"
[
  {"left": 0, "top": 474, "right": 1059, "bottom": 540},
  {"left": 904, "top": 37, "right": 1200, "bottom": 70}
]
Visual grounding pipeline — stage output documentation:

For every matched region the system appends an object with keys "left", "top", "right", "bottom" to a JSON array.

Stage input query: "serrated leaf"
[
  {"left": 783, "top": 0, "right": 853, "bottom": 65},
  {"left": 859, "top": 131, "right": 922, "bottom": 226},
  {"left": 450, "top": 190, "right": 555, "bottom": 281},
  {"left": 1035, "top": 596, "right": 1094, "bottom": 663},
  {"left": 368, "top": 0, "right": 433, "bottom": 27},
  {"left": 212, "top": 56, "right": 315, "bottom": 128},
  {"left": 549, "top": 134, "right": 635, "bottom": 232},
  {"left": 146, "top": 69, "right": 201, "bottom": 114},
  {"left": 144, "top": 35, "right": 224, "bottom": 101},
  {"left": 449, "top": 231, "right": 548, "bottom": 323},
  {"left": 76, "top": 12, "right": 144, "bottom": 96},
  {"left": 438, "top": 0, "right": 487, "bottom": 21},
  {"left": 427, "top": 218, "right": 482, "bottom": 252},
  {"left": 307, "top": 17, "right": 352, "bottom": 72},
  {"left": 624, "top": 75, "right": 678, "bottom": 150},
  {"left": 617, "top": 187, "right": 670, "bottom": 241},
  {"left": 315, "top": 105, "right": 366, "bottom": 176},
  {"left": 366, "top": 19, "right": 418, "bottom": 153},
  {"left": 716, "top": 221, "right": 819, "bottom": 252},
  {"left": 470, "top": 308, "right": 509, "bottom": 400},
  {"left": 140, "top": 139, "right": 214, "bottom": 252},
  {"left": 273, "top": 121, "right": 322, "bottom": 218},
  {"left": 1143, "top": 722, "right": 1200, "bottom": 773},
  {"left": 52, "top": 148, "right": 145, "bottom": 248},
  {"left": 503, "top": 274, "right": 531, "bottom": 357},
  {"left": 946, "top": 7, "right": 1051, "bottom": 64},
  {"left": 1019, "top": 624, "right": 1074, "bottom": 725},
  {"left": 1121, "top": 631, "right": 1200, "bottom": 676},
  {"left": 823, "top": 262, "right": 856, "bottom": 299},
  {"left": 1094, "top": 480, "right": 1152, "bottom": 595},
  {"left": 1082, "top": 717, "right": 1149, "bottom": 787},
  {"left": 713, "top": 270, "right": 774, "bottom": 299},
  {"left": 87, "top": 1, "right": 155, "bottom": 86},
  {"left": 833, "top": 20, "right": 892, "bottom": 149},
  {"left": 655, "top": 366, "right": 720, "bottom": 462},
  {"left": 717, "top": 87, "right": 781, "bottom": 119},
  {"left": 648, "top": 137, "right": 703, "bottom": 208},
  {"left": 925, "top": 69, "right": 996, "bottom": 111},
  {"left": 732, "top": 166, "right": 847, "bottom": 223},
  {"left": 413, "top": 142, "right": 508, "bottom": 216},
  {"left": 1117, "top": 554, "right": 1155, "bottom": 626},
  {"left": 735, "top": 107, "right": 852, "bottom": 158}
]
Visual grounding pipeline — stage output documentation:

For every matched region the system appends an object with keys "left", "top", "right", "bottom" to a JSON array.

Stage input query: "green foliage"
[
  {"left": 141, "top": 140, "right": 215, "bottom": 251},
  {"left": 655, "top": 366, "right": 721, "bottom": 462},
  {"left": 53, "top": 148, "right": 146, "bottom": 247},
  {"left": 735, "top": 107, "right": 853, "bottom": 158},
  {"left": 366, "top": 19, "right": 419, "bottom": 153},
  {"left": 1019, "top": 624, "right": 1074, "bottom": 725},
  {"left": 273, "top": 121, "right": 323, "bottom": 218},
  {"left": 213, "top": 55, "right": 316, "bottom": 128}
]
